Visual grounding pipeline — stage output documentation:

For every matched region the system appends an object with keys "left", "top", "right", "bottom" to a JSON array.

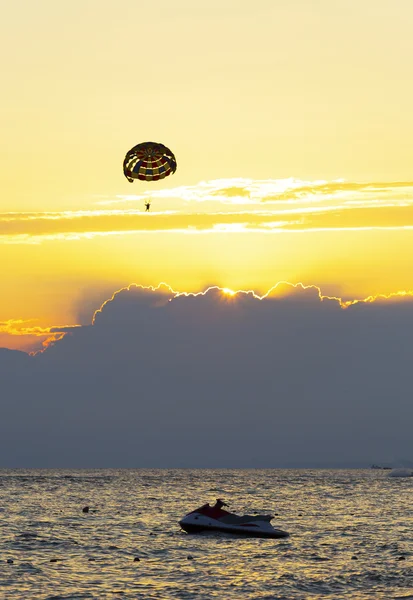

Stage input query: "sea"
[{"left": 0, "top": 469, "right": 412, "bottom": 599}]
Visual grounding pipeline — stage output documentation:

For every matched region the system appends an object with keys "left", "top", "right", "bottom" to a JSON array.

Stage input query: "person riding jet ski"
[{"left": 197, "top": 499, "right": 230, "bottom": 519}]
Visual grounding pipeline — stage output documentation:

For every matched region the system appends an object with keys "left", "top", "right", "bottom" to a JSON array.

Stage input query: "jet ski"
[{"left": 179, "top": 499, "right": 289, "bottom": 539}]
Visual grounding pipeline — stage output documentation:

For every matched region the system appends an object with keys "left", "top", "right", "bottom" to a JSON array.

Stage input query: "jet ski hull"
[{"left": 179, "top": 514, "right": 289, "bottom": 539}]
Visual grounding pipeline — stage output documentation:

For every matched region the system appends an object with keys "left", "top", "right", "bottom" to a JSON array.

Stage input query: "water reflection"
[{"left": 0, "top": 469, "right": 412, "bottom": 599}]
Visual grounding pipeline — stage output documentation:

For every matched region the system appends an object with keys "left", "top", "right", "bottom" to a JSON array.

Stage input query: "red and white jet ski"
[{"left": 179, "top": 499, "right": 289, "bottom": 539}]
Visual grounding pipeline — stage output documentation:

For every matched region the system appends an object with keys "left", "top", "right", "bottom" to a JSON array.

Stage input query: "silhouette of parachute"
[{"left": 123, "top": 141, "right": 177, "bottom": 183}]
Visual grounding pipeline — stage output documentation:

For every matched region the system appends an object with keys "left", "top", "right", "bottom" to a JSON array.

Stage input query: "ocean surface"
[{"left": 0, "top": 469, "right": 412, "bottom": 599}]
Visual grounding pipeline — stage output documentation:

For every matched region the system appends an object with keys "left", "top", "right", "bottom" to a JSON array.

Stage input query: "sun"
[{"left": 221, "top": 287, "right": 236, "bottom": 297}]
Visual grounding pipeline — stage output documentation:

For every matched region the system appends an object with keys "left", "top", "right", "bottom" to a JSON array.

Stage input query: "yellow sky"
[{"left": 1, "top": 0, "right": 413, "bottom": 350}]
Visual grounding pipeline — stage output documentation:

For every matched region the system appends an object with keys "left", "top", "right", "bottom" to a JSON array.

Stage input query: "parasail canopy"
[{"left": 123, "top": 141, "right": 177, "bottom": 183}]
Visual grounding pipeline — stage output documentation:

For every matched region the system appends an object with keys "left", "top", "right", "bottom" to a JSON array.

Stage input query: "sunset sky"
[{"left": 2, "top": 0, "right": 413, "bottom": 352}]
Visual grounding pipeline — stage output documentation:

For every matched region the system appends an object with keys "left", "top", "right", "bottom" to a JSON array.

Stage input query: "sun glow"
[
  {"left": 221, "top": 288, "right": 237, "bottom": 296},
  {"left": 9, "top": 280, "right": 403, "bottom": 356}
]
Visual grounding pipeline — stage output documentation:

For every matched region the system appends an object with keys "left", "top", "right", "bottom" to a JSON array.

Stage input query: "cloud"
[
  {"left": 2, "top": 178, "right": 413, "bottom": 244},
  {"left": 1, "top": 282, "right": 413, "bottom": 468},
  {"left": 99, "top": 178, "right": 413, "bottom": 206},
  {"left": 0, "top": 319, "right": 81, "bottom": 352}
]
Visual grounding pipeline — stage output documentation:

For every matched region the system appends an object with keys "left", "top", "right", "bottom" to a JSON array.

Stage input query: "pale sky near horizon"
[{"left": 1, "top": 0, "right": 413, "bottom": 351}]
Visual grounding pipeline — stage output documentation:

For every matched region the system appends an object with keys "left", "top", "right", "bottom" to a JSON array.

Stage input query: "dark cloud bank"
[{"left": 1, "top": 284, "right": 412, "bottom": 468}]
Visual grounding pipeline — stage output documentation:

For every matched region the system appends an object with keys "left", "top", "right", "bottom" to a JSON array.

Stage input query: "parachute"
[{"left": 123, "top": 141, "right": 177, "bottom": 183}]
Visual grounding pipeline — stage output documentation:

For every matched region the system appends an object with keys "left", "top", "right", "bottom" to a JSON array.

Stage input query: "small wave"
[
  {"left": 45, "top": 595, "right": 95, "bottom": 600},
  {"left": 18, "top": 562, "right": 42, "bottom": 574},
  {"left": 309, "top": 553, "right": 330, "bottom": 561},
  {"left": 16, "top": 532, "right": 38, "bottom": 539}
]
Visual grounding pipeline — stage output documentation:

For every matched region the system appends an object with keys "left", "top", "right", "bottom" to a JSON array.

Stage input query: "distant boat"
[
  {"left": 371, "top": 464, "right": 392, "bottom": 470},
  {"left": 387, "top": 468, "right": 413, "bottom": 477}
]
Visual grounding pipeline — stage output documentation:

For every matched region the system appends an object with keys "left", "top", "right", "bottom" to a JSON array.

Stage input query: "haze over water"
[{"left": 1, "top": 469, "right": 412, "bottom": 599}]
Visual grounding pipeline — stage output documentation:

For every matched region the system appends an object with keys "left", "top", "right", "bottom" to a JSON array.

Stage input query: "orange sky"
[{"left": 1, "top": 0, "right": 413, "bottom": 351}]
